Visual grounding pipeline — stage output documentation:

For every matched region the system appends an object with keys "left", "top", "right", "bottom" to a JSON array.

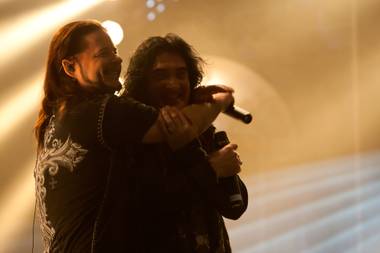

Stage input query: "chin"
[
  {"left": 112, "top": 82, "right": 122, "bottom": 91},
  {"left": 106, "top": 79, "right": 122, "bottom": 91},
  {"left": 166, "top": 100, "right": 187, "bottom": 108}
]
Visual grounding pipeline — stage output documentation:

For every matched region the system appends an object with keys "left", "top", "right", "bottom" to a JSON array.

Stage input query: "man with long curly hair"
[{"left": 124, "top": 34, "right": 248, "bottom": 253}]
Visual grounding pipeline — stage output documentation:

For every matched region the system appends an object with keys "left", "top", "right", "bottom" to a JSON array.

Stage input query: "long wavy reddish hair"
[{"left": 34, "top": 20, "right": 105, "bottom": 148}]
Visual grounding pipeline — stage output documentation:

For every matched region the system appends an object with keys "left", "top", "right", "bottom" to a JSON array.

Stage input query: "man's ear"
[{"left": 61, "top": 59, "right": 76, "bottom": 78}]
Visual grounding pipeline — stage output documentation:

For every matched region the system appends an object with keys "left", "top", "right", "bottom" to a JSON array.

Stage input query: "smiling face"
[
  {"left": 71, "top": 30, "right": 122, "bottom": 91},
  {"left": 146, "top": 51, "right": 191, "bottom": 108}
]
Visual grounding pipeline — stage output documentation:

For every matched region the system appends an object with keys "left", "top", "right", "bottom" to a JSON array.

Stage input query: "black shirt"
[
  {"left": 133, "top": 127, "right": 248, "bottom": 253},
  {"left": 34, "top": 94, "right": 158, "bottom": 253}
]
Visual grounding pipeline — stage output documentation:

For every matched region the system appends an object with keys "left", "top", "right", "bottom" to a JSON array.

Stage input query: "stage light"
[
  {"left": 145, "top": 0, "right": 169, "bottom": 21},
  {"left": 0, "top": 0, "right": 103, "bottom": 69},
  {"left": 147, "top": 11, "right": 156, "bottom": 21},
  {"left": 101, "top": 20, "right": 124, "bottom": 46},
  {"left": 156, "top": 3, "right": 166, "bottom": 13},
  {"left": 201, "top": 55, "right": 292, "bottom": 133},
  {"left": 0, "top": 72, "right": 43, "bottom": 143},
  {"left": 146, "top": 0, "right": 155, "bottom": 8}
]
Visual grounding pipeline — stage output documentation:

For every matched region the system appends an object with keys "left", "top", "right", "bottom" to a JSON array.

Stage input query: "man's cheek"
[{"left": 96, "top": 71, "right": 104, "bottom": 83}]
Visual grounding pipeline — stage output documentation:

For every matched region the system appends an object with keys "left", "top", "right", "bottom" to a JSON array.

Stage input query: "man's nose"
[
  {"left": 114, "top": 55, "right": 122, "bottom": 64},
  {"left": 165, "top": 78, "right": 181, "bottom": 90}
]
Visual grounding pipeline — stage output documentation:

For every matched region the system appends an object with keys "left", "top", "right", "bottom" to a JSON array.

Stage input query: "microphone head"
[
  {"left": 242, "top": 114, "right": 252, "bottom": 124},
  {"left": 225, "top": 105, "right": 253, "bottom": 124}
]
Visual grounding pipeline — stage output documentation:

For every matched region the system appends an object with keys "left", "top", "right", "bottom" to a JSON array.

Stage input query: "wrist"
[{"left": 212, "top": 92, "right": 234, "bottom": 112}]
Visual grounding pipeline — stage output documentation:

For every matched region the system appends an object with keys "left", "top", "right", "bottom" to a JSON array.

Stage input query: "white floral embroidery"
[{"left": 35, "top": 116, "right": 88, "bottom": 252}]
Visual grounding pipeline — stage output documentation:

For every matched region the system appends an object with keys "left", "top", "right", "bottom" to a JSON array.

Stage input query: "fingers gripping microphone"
[
  {"left": 214, "top": 131, "right": 244, "bottom": 208},
  {"left": 224, "top": 104, "right": 252, "bottom": 124}
]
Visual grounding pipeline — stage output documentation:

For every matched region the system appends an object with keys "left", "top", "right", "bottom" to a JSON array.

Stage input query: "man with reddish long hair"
[{"left": 34, "top": 20, "right": 235, "bottom": 252}]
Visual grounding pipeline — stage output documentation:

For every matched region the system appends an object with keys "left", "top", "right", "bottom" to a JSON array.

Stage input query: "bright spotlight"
[
  {"left": 0, "top": 72, "right": 43, "bottom": 143},
  {"left": 146, "top": 0, "right": 156, "bottom": 8},
  {"left": 0, "top": 0, "right": 103, "bottom": 69},
  {"left": 156, "top": 3, "right": 165, "bottom": 13},
  {"left": 147, "top": 11, "right": 156, "bottom": 21},
  {"left": 101, "top": 20, "right": 124, "bottom": 46}
]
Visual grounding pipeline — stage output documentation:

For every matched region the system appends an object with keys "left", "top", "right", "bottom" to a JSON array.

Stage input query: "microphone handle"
[
  {"left": 214, "top": 131, "right": 244, "bottom": 208},
  {"left": 224, "top": 105, "right": 252, "bottom": 124},
  {"left": 219, "top": 176, "right": 243, "bottom": 208}
]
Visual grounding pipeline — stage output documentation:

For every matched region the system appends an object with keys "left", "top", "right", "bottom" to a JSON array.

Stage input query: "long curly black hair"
[{"left": 124, "top": 33, "right": 205, "bottom": 105}]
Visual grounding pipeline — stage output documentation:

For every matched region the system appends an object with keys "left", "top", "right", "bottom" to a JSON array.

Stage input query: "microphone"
[
  {"left": 224, "top": 104, "right": 252, "bottom": 124},
  {"left": 214, "top": 131, "right": 244, "bottom": 209}
]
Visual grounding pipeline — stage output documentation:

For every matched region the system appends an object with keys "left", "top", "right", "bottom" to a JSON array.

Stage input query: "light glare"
[
  {"left": 0, "top": 72, "right": 43, "bottom": 142},
  {"left": 101, "top": 20, "right": 124, "bottom": 46},
  {"left": 156, "top": 3, "right": 165, "bottom": 12},
  {"left": 0, "top": 0, "right": 103, "bottom": 69},
  {"left": 0, "top": 160, "right": 35, "bottom": 252},
  {"left": 147, "top": 11, "right": 156, "bottom": 21},
  {"left": 146, "top": 0, "right": 155, "bottom": 8}
]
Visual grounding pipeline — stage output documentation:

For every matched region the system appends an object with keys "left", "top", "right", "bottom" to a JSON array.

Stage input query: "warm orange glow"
[
  {"left": 0, "top": 0, "right": 104, "bottom": 69},
  {"left": 0, "top": 160, "right": 35, "bottom": 253},
  {"left": 0, "top": 72, "right": 43, "bottom": 142}
]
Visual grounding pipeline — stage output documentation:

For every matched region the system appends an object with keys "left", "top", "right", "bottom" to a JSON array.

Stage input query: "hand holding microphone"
[
  {"left": 213, "top": 92, "right": 252, "bottom": 124},
  {"left": 208, "top": 143, "right": 242, "bottom": 178},
  {"left": 202, "top": 85, "right": 252, "bottom": 124},
  {"left": 192, "top": 84, "right": 253, "bottom": 124},
  {"left": 209, "top": 131, "right": 244, "bottom": 208}
]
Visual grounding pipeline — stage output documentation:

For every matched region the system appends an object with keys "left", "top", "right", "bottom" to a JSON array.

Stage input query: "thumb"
[{"left": 228, "top": 143, "right": 238, "bottom": 150}]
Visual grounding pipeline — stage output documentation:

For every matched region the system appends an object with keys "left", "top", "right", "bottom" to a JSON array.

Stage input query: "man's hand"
[
  {"left": 191, "top": 84, "right": 234, "bottom": 104},
  {"left": 158, "top": 106, "right": 197, "bottom": 150},
  {"left": 208, "top": 143, "right": 242, "bottom": 178},
  {"left": 212, "top": 92, "right": 234, "bottom": 112}
]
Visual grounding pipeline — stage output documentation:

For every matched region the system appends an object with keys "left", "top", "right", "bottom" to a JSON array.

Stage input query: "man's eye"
[
  {"left": 96, "top": 50, "right": 116, "bottom": 57},
  {"left": 177, "top": 71, "right": 187, "bottom": 79},
  {"left": 95, "top": 52, "right": 107, "bottom": 57},
  {"left": 155, "top": 72, "right": 168, "bottom": 80}
]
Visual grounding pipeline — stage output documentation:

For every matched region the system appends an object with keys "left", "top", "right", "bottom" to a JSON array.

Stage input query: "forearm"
[
  {"left": 143, "top": 103, "right": 222, "bottom": 144},
  {"left": 143, "top": 89, "right": 231, "bottom": 144},
  {"left": 181, "top": 102, "right": 222, "bottom": 135},
  {"left": 142, "top": 119, "right": 164, "bottom": 143}
]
